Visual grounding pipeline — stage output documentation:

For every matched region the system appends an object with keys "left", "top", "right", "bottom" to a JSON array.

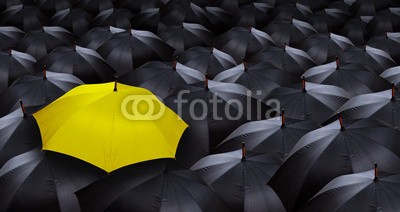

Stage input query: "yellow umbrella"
[{"left": 33, "top": 82, "right": 188, "bottom": 173}]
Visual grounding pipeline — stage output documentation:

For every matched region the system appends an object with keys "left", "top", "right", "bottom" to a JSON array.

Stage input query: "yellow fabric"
[{"left": 33, "top": 82, "right": 188, "bottom": 172}]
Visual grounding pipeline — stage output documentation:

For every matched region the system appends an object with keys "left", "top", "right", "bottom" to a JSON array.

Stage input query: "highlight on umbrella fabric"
[{"left": 33, "top": 82, "right": 188, "bottom": 173}]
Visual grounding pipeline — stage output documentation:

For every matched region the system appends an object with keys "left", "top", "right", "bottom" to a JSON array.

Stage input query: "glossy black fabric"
[
  {"left": 0, "top": 71, "right": 83, "bottom": 117},
  {"left": 268, "top": 118, "right": 400, "bottom": 211},
  {"left": 119, "top": 61, "right": 204, "bottom": 98},
  {"left": 0, "top": 4, "right": 46, "bottom": 32},
  {"left": 236, "top": 3, "right": 270, "bottom": 28},
  {"left": 300, "top": 170, "right": 400, "bottom": 211},
  {"left": 15, "top": 26, "right": 75, "bottom": 60},
  {"left": 368, "top": 32, "right": 400, "bottom": 63},
  {"left": 159, "top": 0, "right": 211, "bottom": 27},
  {"left": 97, "top": 29, "right": 174, "bottom": 76},
  {"left": 77, "top": 26, "right": 125, "bottom": 51},
  {"left": 0, "top": 149, "right": 106, "bottom": 212},
  {"left": 367, "top": 8, "right": 400, "bottom": 36},
  {"left": 33, "top": 0, "right": 74, "bottom": 16},
  {"left": 131, "top": 8, "right": 160, "bottom": 34},
  {"left": 35, "top": 45, "right": 115, "bottom": 83},
  {"left": 48, "top": 8, "right": 94, "bottom": 37},
  {"left": 75, "top": 0, "right": 113, "bottom": 15},
  {"left": 0, "top": 109, "right": 41, "bottom": 168},
  {"left": 191, "top": 150, "right": 284, "bottom": 211},
  {"left": 114, "top": 0, "right": 162, "bottom": 14},
  {"left": 308, "top": 8, "right": 351, "bottom": 34},
  {"left": 164, "top": 80, "right": 275, "bottom": 167},
  {"left": 0, "top": 26, "right": 24, "bottom": 50},
  {"left": 339, "top": 17, "right": 370, "bottom": 46},
  {"left": 348, "top": 0, "right": 392, "bottom": 17},
  {"left": 76, "top": 159, "right": 229, "bottom": 212},
  {"left": 214, "top": 116, "right": 319, "bottom": 160},
  {"left": 267, "top": 2, "right": 312, "bottom": 24},
  {"left": 88, "top": 8, "right": 134, "bottom": 30}
]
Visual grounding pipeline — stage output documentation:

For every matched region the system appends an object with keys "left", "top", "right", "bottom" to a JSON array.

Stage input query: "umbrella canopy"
[
  {"left": 0, "top": 70, "right": 83, "bottom": 117},
  {"left": 214, "top": 111, "right": 319, "bottom": 159},
  {"left": 338, "top": 45, "right": 397, "bottom": 74},
  {"left": 88, "top": 8, "right": 134, "bottom": 30},
  {"left": 303, "top": 59, "right": 391, "bottom": 96},
  {"left": 334, "top": 85, "right": 400, "bottom": 129},
  {"left": 33, "top": 82, "right": 188, "bottom": 173},
  {"left": 308, "top": 8, "right": 351, "bottom": 33},
  {"left": 77, "top": 26, "right": 125, "bottom": 51},
  {"left": 368, "top": 32, "right": 400, "bottom": 64},
  {"left": 236, "top": 2, "right": 271, "bottom": 28},
  {"left": 97, "top": 29, "right": 174, "bottom": 76},
  {"left": 268, "top": 118, "right": 400, "bottom": 211},
  {"left": 15, "top": 26, "right": 75, "bottom": 60},
  {"left": 76, "top": 159, "right": 229, "bottom": 211},
  {"left": 160, "top": 0, "right": 210, "bottom": 27},
  {"left": 367, "top": 7, "right": 400, "bottom": 36},
  {"left": 158, "top": 22, "right": 214, "bottom": 55},
  {"left": 248, "top": 45, "right": 316, "bottom": 77},
  {"left": 33, "top": 0, "right": 74, "bottom": 15},
  {"left": 267, "top": 2, "right": 312, "bottom": 23},
  {"left": 294, "top": 0, "right": 331, "bottom": 11},
  {"left": 349, "top": 0, "right": 392, "bottom": 16},
  {"left": 0, "top": 26, "right": 24, "bottom": 50},
  {"left": 131, "top": 8, "right": 160, "bottom": 34},
  {"left": 297, "top": 33, "right": 354, "bottom": 65},
  {"left": 75, "top": 0, "right": 113, "bottom": 15},
  {"left": 203, "top": 6, "right": 233, "bottom": 34},
  {"left": 164, "top": 80, "right": 274, "bottom": 167},
  {"left": 265, "top": 79, "right": 352, "bottom": 124},
  {"left": 35, "top": 45, "right": 115, "bottom": 84},
  {"left": 114, "top": 0, "right": 162, "bottom": 14},
  {"left": 177, "top": 46, "right": 237, "bottom": 78},
  {"left": 0, "top": 148, "right": 106, "bottom": 211},
  {"left": 119, "top": 60, "right": 204, "bottom": 99},
  {"left": 0, "top": 106, "right": 41, "bottom": 168},
  {"left": 381, "top": 66, "right": 400, "bottom": 87},
  {"left": 263, "top": 18, "right": 316, "bottom": 47},
  {"left": 0, "top": 49, "right": 36, "bottom": 94},
  {"left": 339, "top": 16, "right": 371, "bottom": 46},
  {"left": 0, "top": 4, "right": 46, "bottom": 32},
  {"left": 214, "top": 26, "right": 276, "bottom": 63},
  {"left": 48, "top": 8, "right": 94, "bottom": 37},
  {"left": 214, "top": 61, "right": 299, "bottom": 100},
  {"left": 191, "top": 147, "right": 285, "bottom": 211},
  {"left": 300, "top": 167, "right": 400, "bottom": 211}
]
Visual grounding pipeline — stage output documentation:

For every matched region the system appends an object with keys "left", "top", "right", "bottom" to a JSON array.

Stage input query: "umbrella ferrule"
[
  {"left": 392, "top": 83, "right": 396, "bottom": 100},
  {"left": 374, "top": 162, "right": 378, "bottom": 181},
  {"left": 241, "top": 142, "right": 246, "bottom": 161},
  {"left": 339, "top": 114, "right": 345, "bottom": 131},
  {"left": 43, "top": 65, "right": 47, "bottom": 79},
  {"left": 19, "top": 100, "right": 26, "bottom": 117},
  {"left": 302, "top": 76, "right": 306, "bottom": 92},
  {"left": 281, "top": 109, "right": 285, "bottom": 128},
  {"left": 114, "top": 80, "right": 118, "bottom": 92}
]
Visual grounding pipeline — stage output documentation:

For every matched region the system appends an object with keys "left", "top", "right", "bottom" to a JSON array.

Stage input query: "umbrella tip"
[
  {"left": 249, "top": 25, "right": 252, "bottom": 32},
  {"left": 210, "top": 43, "right": 215, "bottom": 53},
  {"left": 43, "top": 65, "right": 47, "bottom": 79},
  {"left": 19, "top": 100, "right": 26, "bottom": 117},
  {"left": 242, "top": 59, "right": 247, "bottom": 71},
  {"left": 283, "top": 43, "right": 287, "bottom": 52},
  {"left": 302, "top": 76, "right": 306, "bottom": 92},
  {"left": 335, "top": 56, "right": 339, "bottom": 69},
  {"left": 205, "top": 77, "right": 209, "bottom": 90},
  {"left": 392, "top": 83, "right": 396, "bottom": 100},
  {"left": 114, "top": 80, "right": 118, "bottom": 92},
  {"left": 241, "top": 142, "right": 246, "bottom": 161},
  {"left": 339, "top": 114, "right": 345, "bottom": 131},
  {"left": 281, "top": 109, "right": 285, "bottom": 127},
  {"left": 374, "top": 162, "right": 378, "bottom": 181},
  {"left": 8, "top": 47, "right": 12, "bottom": 56},
  {"left": 172, "top": 57, "right": 178, "bottom": 70}
]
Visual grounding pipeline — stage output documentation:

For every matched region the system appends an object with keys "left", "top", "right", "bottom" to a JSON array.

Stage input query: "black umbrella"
[
  {"left": 214, "top": 61, "right": 299, "bottom": 100},
  {"left": 214, "top": 110, "right": 319, "bottom": 159},
  {"left": 0, "top": 70, "right": 83, "bottom": 117},
  {"left": 75, "top": 0, "right": 113, "bottom": 15},
  {"left": 176, "top": 46, "right": 237, "bottom": 78},
  {"left": 338, "top": 45, "right": 397, "bottom": 74},
  {"left": 381, "top": 66, "right": 400, "bottom": 87},
  {"left": 302, "top": 58, "right": 391, "bottom": 96},
  {"left": 349, "top": 0, "right": 392, "bottom": 17},
  {"left": 0, "top": 4, "right": 47, "bottom": 32},
  {"left": 88, "top": 8, "right": 134, "bottom": 30},
  {"left": 339, "top": 16, "right": 372, "bottom": 46},
  {"left": 119, "top": 60, "right": 204, "bottom": 98},
  {"left": 35, "top": 45, "right": 115, "bottom": 84},
  {"left": 77, "top": 26, "right": 125, "bottom": 51},
  {"left": 308, "top": 8, "right": 351, "bottom": 34},
  {"left": 48, "top": 8, "right": 94, "bottom": 37},
  {"left": 300, "top": 166, "right": 400, "bottom": 211},
  {"left": 0, "top": 49, "right": 36, "bottom": 94},
  {"left": 203, "top": 6, "right": 233, "bottom": 34},
  {"left": 15, "top": 26, "right": 75, "bottom": 60},
  {"left": 76, "top": 159, "right": 229, "bottom": 212},
  {"left": 113, "top": 0, "right": 163, "bottom": 14},
  {"left": 0, "top": 0, "right": 31, "bottom": 10},
  {"left": 214, "top": 26, "right": 276, "bottom": 63},
  {"left": 158, "top": 22, "right": 214, "bottom": 55},
  {"left": 267, "top": 1, "right": 312, "bottom": 23},
  {"left": 164, "top": 80, "right": 274, "bottom": 167},
  {"left": 333, "top": 85, "right": 400, "bottom": 129},
  {"left": 0, "top": 26, "right": 24, "bottom": 49},
  {"left": 160, "top": 0, "right": 210, "bottom": 27},
  {"left": 191, "top": 146, "right": 285, "bottom": 211},
  {"left": 0, "top": 149, "right": 106, "bottom": 211},
  {"left": 263, "top": 17, "right": 316, "bottom": 47},
  {"left": 268, "top": 118, "right": 400, "bottom": 211},
  {"left": 265, "top": 79, "right": 351, "bottom": 124},
  {"left": 296, "top": 0, "right": 331, "bottom": 11},
  {"left": 236, "top": 2, "right": 271, "bottom": 28},
  {"left": 33, "top": 0, "right": 74, "bottom": 15},
  {"left": 0, "top": 104, "right": 41, "bottom": 168},
  {"left": 248, "top": 45, "right": 316, "bottom": 77},
  {"left": 297, "top": 32, "right": 354, "bottom": 65},
  {"left": 131, "top": 8, "right": 160, "bottom": 34},
  {"left": 97, "top": 29, "right": 174, "bottom": 76},
  {"left": 368, "top": 32, "right": 400, "bottom": 64},
  {"left": 367, "top": 7, "right": 400, "bottom": 37}
]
